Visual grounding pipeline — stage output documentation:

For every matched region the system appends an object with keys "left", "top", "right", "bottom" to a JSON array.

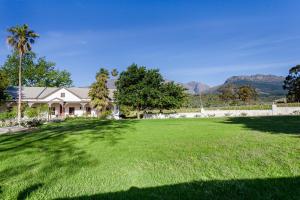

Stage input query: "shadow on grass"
[
  {"left": 223, "top": 116, "right": 300, "bottom": 136},
  {"left": 55, "top": 176, "right": 300, "bottom": 200},
  {"left": 0, "top": 119, "right": 137, "bottom": 198},
  {"left": 17, "top": 183, "right": 44, "bottom": 200}
]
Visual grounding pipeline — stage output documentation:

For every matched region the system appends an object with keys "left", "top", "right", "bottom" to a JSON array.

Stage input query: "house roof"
[{"left": 7, "top": 80, "right": 116, "bottom": 100}]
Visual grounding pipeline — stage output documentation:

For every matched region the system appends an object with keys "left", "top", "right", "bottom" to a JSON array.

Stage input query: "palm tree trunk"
[{"left": 17, "top": 53, "right": 22, "bottom": 127}]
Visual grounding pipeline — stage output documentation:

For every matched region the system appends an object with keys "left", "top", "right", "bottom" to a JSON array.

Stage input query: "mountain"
[
  {"left": 181, "top": 81, "right": 211, "bottom": 94},
  {"left": 206, "top": 74, "right": 286, "bottom": 96}
]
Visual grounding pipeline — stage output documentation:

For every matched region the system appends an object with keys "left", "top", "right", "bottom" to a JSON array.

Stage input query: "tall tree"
[
  {"left": 237, "top": 85, "right": 257, "bottom": 104},
  {"left": 283, "top": 65, "right": 300, "bottom": 102},
  {"left": 218, "top": 84, "right": 237, "bottom": 104},
  {"left": 115, "top": 64, "right": 163, "bottom": 119},
  {"left": 1, "top": 52, "right": 72, "bottom": 87},
  {"left": 89, "top": 68, "right": 110, "bottom": 116},
  {"left": 7, "top": 24, "right": 39, "bottom": 125},
  {"left": 0, "top": 70, "right": 9, "bottom": 104}
]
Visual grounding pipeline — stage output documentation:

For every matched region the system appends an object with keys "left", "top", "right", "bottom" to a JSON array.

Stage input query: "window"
[
  {"left": 50, "top": 107, "right": 55, "bottom": 115},
  {"left": 61, "top": 93, "right": 65, "bottom": 97},
  {"left": 69, "top": 107, "right": 75, "bottom": 115}
]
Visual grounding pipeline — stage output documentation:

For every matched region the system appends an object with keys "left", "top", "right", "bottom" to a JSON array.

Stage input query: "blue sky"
[{"left": 0, "top": 0, "right": 300, "bottom": 86}]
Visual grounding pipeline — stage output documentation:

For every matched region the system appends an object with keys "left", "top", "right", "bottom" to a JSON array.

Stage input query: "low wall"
[{"left": 143, "top": 105, "right": 300, "bottom": 119}]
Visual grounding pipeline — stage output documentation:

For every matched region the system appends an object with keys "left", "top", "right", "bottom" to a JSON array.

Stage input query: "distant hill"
[
  {"left": 181, "top": 81, "right": 211, "bottom": 94},
  {"left": 206, "top": 74, "right": 286, "bottom": 97},
  {"left": 106, "top": 75, "right": 286, "bottom": 99}
]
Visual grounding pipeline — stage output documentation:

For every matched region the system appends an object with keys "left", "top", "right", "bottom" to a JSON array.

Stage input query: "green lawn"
[{"left": 0, "top": 116, "right": 299, "bottom": 200}]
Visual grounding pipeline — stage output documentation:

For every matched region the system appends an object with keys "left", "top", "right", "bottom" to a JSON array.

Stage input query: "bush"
[
  {"left": 21, "top": 119, "right": 43, "bottom": 127},
  {"left": 25, "top": 107, "right": 39, "bottom": 118},
  {"left": 100, "top": 110, "right": 112, "bottom": 119},
  {"left": 0, "top": 107, "right": 17, "bottom": 121}
]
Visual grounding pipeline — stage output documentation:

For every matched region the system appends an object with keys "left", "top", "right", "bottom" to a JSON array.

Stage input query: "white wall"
[
  {"left": 44, "top": 88, "right": 81, "bottom": 102},
  {"left": 144, "top": 105, "right": 300, "bottom": 119}
]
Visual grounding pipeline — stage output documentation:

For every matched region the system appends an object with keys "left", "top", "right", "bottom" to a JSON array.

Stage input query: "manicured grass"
[{"left": 0, "top": 116, "right": 299, "bottom": 199}]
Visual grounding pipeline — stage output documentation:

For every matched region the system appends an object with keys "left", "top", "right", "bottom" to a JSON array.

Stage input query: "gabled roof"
[{"left": 7, "top": 85, "right": 115, "bottom": 100}]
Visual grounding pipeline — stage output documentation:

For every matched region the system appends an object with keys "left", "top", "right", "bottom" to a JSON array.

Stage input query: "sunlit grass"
[{"left": 0, "top": 116, "right": 299, "bottom": 199}]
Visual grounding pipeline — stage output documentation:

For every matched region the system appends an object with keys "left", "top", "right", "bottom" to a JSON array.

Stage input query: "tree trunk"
[
  {"left": 17, "top": 53, "right": 22, "bottom": 127},
  {"left": 136, "top": 107, "right": 140, "bottom": 119}
]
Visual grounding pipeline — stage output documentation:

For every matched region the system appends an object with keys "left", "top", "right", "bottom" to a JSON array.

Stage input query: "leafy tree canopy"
[
  {"left": 115, "top": 63, "right": 186, "bottom": 118},
  {"left": 283, "top": 65, "right": 300, "bottom": 102},
  {"left": 1, "top": 51, "right": 73, "bottom": 87},
  {"left": 218, "top": 84, "right": 238, "bottom": 104},
  {"left": 237, "top": 85, "right": 257, "bottom": 104},
  {"left": 89, "top": 68, "right": 111, "bottom": 116},
  {"left": 0, "top": 69, "right": 10, "bottom": 103}
]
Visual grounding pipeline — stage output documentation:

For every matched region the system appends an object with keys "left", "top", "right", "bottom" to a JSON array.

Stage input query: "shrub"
[
  {"left": 25, "top": 107, "right": 39, "bottom": 118},
  {"left": 22, "top": 119, "right": 43, "bottom": 127}
]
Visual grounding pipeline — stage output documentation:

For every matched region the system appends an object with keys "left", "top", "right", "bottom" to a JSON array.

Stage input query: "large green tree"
[
  {"left": 283, "top": 65, "right": 300, "bottom": 102},
  {"left": 157, "top": 81, "right": 187, "bottom": 112},
  {"left": 115, "top": 64, "right": 162, "bottom": 118},
  {"left": 1, "top": 52, "right": 72, "bottom": 87},
  {"left": 115, "top": 64, "right": 186, "bottom": 118},
  {"left": 237, "top": 85, "right": 257, "bottom": 104},
  {"left": 7, "top": 24, "right": 39, "bottom": 125},
  {"left": 218, "top": 84, "right": 237, "bottom": 105},
  {"left": 89, "top": 68, "right": 111, "bottom": 116}
]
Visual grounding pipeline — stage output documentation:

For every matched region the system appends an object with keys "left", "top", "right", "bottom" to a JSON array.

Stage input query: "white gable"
[{"left": 43, "top": 88, "right": 82, "bottom": 102}]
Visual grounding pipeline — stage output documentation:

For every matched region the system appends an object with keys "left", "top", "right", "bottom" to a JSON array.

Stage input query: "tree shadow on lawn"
[
  {"left": 55, "top": 176, "right": 300, "bottom": 200},
  {"left": 17, "top": 183, "right": 44, "bottom": 200},
  {"left": 0, "top": 119, "right": 137, "bottom": 198},
  {"left": 222, "top": 116, "right": 300, "bottom": 136}
]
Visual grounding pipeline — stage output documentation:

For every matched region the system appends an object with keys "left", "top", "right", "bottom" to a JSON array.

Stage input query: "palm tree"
[
  {"left": 111, "top": 68, "right": 119, "bottom": 77},
  {"left": 7, "top": 24, "right": 39, "bottom": 126}
]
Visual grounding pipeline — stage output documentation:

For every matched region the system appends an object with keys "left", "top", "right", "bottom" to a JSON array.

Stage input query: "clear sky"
[{"left": 0, "top": 0, "right": 300, "bottom": 86}]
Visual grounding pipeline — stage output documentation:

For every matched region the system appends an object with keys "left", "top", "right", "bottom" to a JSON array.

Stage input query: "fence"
[{"left": 144, "top": 104, "right": 300, "bottom": 119}]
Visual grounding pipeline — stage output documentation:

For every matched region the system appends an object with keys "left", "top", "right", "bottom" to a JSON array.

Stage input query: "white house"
[{"left": 6, "top": 81, "right": 117, "bottom": 118}]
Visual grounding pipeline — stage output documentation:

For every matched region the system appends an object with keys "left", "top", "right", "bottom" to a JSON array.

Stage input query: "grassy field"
[{"left": 0, "top": 116, "right": 299, "bottom": 199}]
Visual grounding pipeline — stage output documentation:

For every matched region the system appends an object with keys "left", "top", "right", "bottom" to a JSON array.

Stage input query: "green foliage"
[
  {"left": 237, "top": 85, "right": 258, "bottom": 104},
  {"left": 115, "top": 64, "right": 186, "bottom": 118},
  {"left": 157, "top": 81, "right": 187, "bottom": 112},
  {"left": 0, "top": 70, "right": 10, "bottom": 103},
  {"left": 115, "top": 64, "right": 163, "bottom": 118},
  {"left": 119, "top": 105, "right": 134, "bottom": 118},
  {"left": 218, "top": 84, "right": 238, "bottom": 104},
  {"left": 1, "top": 52, "right": 73, "bottom": 87},
  {"left": 89, "top": 68, "right": 111, "bottom": 116},
  {"left": 24, "top": 104, "right": 48, "bottom": 119},
  {"left": 217, "top": 84, "right": 257, "bottom": 105},
  {"left": 24, "top": 107, "right": 39, "bottom": 118},
  {"left": 283, "top": 65, "right": 300, "bottom": 102},
  {"left": 185, "top": 94, "right": 225, "bottom": 108},
  {"left": 0, "top": 107, "right": 17, "bottom": 121},
  {"left": 111, "top": 68, "right": 119, "bottom": 77},
  {"left": 7, "top": 24, "right": 39, "bottom": 55}
]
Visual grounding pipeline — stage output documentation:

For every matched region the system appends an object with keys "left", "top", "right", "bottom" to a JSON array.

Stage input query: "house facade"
[{"left": 6, "top": 83, "right": 117, "bottom": 118}]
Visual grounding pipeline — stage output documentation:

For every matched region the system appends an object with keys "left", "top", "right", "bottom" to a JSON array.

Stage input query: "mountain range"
[{"left": 182, "top": 74, "right": 286, "bottom": 96}]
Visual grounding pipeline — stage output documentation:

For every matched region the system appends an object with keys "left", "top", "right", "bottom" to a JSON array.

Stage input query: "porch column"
[
  {"left": 28, "top": 102, "right": 34, "bottom": 107},
  {"left": 60, "top": 102, "right": 65, "bottom": 118},
  {"left": 80, "top": 103, "right": 87, "bottom": 117},
  {"left": 48, "top": 102, "right": 52, "bottom": 120}
]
